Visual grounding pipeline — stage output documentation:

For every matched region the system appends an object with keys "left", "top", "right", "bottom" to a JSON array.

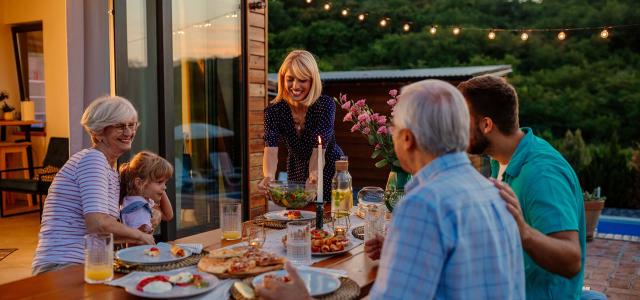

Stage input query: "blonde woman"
[
  {"left": 258, "top": 50, "right": 344, "bottom": 203},
  {"left": 32, "top": 95, "right": 156, "bottom": 275}
]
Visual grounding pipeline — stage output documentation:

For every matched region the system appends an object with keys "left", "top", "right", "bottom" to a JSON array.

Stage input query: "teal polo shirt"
[{"left": 491, "top": 128, "right": 586, "bottom": 300}]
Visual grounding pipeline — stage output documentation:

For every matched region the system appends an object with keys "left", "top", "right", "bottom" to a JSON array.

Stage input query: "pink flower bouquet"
[{"left": 334, "top": 89, "right": 400, "bottom": 169}]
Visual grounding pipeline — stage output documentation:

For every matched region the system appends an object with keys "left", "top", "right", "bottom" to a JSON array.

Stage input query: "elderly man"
[
  {"left": 257, "top": 80, "right": 524, "bottom": 300},
  {"left": 457, "top": 75, "right": 587, "bottom": 300}
]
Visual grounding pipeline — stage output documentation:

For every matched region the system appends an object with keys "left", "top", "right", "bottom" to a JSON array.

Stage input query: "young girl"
[{"left": 119, "top": 151, "right": 174, "bottom": 234}]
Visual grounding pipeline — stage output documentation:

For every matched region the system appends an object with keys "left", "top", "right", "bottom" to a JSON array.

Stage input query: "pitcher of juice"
[
  {"left": 331, "top": 159, "right": 353, "bottom": 217},
  {"left": 84, "top": 233, "right": 114, "bottom": 284}
]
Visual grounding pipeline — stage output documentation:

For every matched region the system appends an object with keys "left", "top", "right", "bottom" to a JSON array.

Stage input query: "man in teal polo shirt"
[{"left": 458, "top": 75, "right": 588, "bottom": 300}]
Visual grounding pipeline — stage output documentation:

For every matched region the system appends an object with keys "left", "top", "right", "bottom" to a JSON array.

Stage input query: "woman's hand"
[
  {"left": 258, "top": 177, "right": 272, "bottom": 195},
  {"left": 137, "top": 231, "right": 156, "bottom": 245},
  {"left": 255, "top": 262, "right": 313, "bottom": 300}
]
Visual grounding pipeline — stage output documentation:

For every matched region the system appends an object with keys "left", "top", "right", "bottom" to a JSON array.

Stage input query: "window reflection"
[{"left": 172, "top": 0, "right": 243, "bottom": 237}]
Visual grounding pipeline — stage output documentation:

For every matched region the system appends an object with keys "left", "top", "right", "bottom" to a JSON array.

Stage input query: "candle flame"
[{"left": 318, "top": 136, "right": 322, "bottom": 144}]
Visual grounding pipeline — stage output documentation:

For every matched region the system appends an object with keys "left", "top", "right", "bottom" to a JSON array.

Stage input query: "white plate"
[
  {"left": 124, "top": 271, "right": 219, "bottom": 299},
  {"left": 311, "top": 240, "right": 358, "bottom": 256},
  {"left": 252, "top": 269, "right": 341, "bottom": 297},
  {"left": 116, "top": 243, "right": 192, "bottom": 266},
  {"left": 264, "top": 210, "right": 316, "bottom": 221}
]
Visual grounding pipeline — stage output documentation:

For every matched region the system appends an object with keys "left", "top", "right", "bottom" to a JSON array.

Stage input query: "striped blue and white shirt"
[
  {"left": 32, "top": 149, "right": 120, "bottom": 270},
  {"left": 370, "top": 152, "right": 525, "bottom": 300}
]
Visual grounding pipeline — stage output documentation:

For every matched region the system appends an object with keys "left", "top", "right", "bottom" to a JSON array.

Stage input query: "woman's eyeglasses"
[{"left": 112, "top": 122, "right": 139, "bottom": 133}]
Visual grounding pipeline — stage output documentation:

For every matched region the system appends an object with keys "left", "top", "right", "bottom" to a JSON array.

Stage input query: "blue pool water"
[{"left": 596, "top": 216, "right": 640, "bottom": 236}]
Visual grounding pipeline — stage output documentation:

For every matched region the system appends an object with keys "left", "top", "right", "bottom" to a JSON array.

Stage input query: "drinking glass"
[
  {"left": 243, "top": 220, "right": 266, "bottom": 249},
  {"left": 364, "top": 204, "right": 384, "bottom": 241},
  {"left": 357, "top": 186, "right": 384, "bottom": 218},
  {"left": 286, "top": 221, "right": 312, "bottom": 265},
  {"left": 221, "top": 202, "right": 242, "bottom": 240},
  {"left": 84, "top": 233, "right": 114, "bottom": 284}
]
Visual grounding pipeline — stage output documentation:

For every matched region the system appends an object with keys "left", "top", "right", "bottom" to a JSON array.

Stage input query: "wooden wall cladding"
[{"left": 246, "top": 1, "right": 268, "bottom": 219}]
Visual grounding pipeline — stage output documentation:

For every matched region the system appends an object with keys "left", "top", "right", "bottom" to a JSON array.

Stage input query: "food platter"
[
  {"left": 252, "top": 269, "right": 341, "bottom": 297},
  {"left": 124, "top": 270, "right": 218, "bottom": 299},
  {"left": 263, "top": 210, "right": 316, "bottom": 221},
  {"left": 116, "top": 244, "right": 192, "bottom": 266},
  {"left": 198, "top": 246, "right": 285, "bottom": 279}
]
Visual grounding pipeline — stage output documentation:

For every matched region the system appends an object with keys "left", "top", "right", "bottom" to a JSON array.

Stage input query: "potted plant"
[
  {"left": 584, "top": 187, "right": 606, "bottom": 241},
  {"left": 1, "top": 99, "right": 16, "bottom": 121}
]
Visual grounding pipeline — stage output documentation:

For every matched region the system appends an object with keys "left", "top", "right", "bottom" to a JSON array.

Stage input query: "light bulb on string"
[
  {"left": 306, "top": 0, "right": 312, "bottom": 3},
  {"left": 358, "top": 13, "right": 366, "bottom": 22},
  {"left": 600, "top": 28, "right": 609, "bottom": 39},
  {"left": 341, "top": 9, "right": 348, "bottom": 16},
  {"left": 323, "top": 3, "right": 331, "bottom": 11},
  {"left": 379, "top": 18, "right": 388, "bottom": 27},
  {"left": 403, "top": 23, "right": 411, "bottom": 32},
  {"left": 557, "top": 31, "right": 566, "bottom": 41},
  {"left": 520, "top": 32, "right": 529, "bottom": 41},
  {"left": 488, "top": 30, "right": 496, "bottom": 40},
  {"left": 429, "top": 26, "right": 437, "bottom": 35},
  {"left": 452, "top": 27, "right": 461, "bottom": 35}
]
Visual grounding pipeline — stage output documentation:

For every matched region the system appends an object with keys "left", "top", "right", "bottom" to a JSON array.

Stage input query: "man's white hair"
[{"left": 394, "top": 79, "right": 469, "bottom": 156}]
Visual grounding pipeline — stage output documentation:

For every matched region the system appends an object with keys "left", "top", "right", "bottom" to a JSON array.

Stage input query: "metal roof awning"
[{"left": 267, "top": 65, "right": 512, "bottom": 84}]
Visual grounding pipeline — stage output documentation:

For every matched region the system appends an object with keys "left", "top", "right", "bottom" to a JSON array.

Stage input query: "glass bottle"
[{"left": 331, "top": 160, "right": 353, "bottom": 217}]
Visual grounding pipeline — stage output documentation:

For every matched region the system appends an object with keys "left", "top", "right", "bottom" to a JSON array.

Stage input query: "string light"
[
  {"left": 358, "top": 13, "right": 366, "bottom": 22},
  {"left": 380, "top": 18, "right": 388, "bottom": 27},
  {"left": 488, "top": 30, "right": 496, "bottom": 40},
  {"left": 403, "top": 23, "right": 411, "bottom": 32},
  {"left": 306, "top": 0, "right": 312, "bottom": 3},
  {"left": 323, "top": 3, "right": 331, "bottom": 11},
  {"left": 520, "top": 32, "right": 529, "bottom": 41},
  {"left": 341, "top": 8, "right": 348, "bottom": 16},
  {"left": 429, "top": 26, "right": 437, "bottom": 35},
  {"left": 600, "top": 28, "right": 609, "bottom": 38},
  {"left": 557, "top": 31, "right": 566, "bottom": 40},
  {"left": 452, "top": 27, "right": 461, "bottom": 35}
]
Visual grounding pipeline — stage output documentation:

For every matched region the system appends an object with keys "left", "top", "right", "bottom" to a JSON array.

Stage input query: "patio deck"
[{"left": 584, "top": 238, "right": 640, "bottom": 299}]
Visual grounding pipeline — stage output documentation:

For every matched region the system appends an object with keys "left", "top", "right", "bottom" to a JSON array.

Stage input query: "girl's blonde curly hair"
[{"left": 119, "top": 151, "right": 173, "bottom": 203}]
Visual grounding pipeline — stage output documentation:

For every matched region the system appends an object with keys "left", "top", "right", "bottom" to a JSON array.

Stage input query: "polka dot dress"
[{"left": 264, "top": 95, "right": 344, "bottom": 202}]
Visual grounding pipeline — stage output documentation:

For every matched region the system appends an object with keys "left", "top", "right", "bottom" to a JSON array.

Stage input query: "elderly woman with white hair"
[{"left": 32, "top": 95, "right": 156, "bottom": 275}]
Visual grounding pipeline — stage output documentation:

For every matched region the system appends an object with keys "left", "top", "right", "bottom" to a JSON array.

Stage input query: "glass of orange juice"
[
  {"left": 221, "top": 202, "right": 242, "bottom": 240},
  {"left": 84, "top": 233, "right": 113, "bottom": 284}
]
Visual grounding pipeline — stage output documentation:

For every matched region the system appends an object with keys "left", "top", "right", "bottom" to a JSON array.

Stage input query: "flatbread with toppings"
[{"left": 198, "top": 247, "right": 284, "bottom": 278}]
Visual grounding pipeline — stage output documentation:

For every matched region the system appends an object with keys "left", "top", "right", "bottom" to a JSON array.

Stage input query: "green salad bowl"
[{"left": 267, "top": 181, "right": 317, "bottom": 209}]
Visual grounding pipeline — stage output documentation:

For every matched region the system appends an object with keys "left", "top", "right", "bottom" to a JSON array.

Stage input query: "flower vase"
[
  {"left": 384, "top": 167, "right": 411, "bottom": 213},
  {"left": 3, "top": 112, "right": 14, "bottom": 120}
]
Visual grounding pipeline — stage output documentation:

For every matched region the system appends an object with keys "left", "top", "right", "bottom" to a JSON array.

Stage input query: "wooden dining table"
[{"left": 0, "top": 227, "right": 379, "bottom": 300}]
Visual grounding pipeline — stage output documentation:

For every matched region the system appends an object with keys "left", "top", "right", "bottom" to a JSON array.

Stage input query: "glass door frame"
[{"left": 112, "top": 0, "right": 250, "bottom": 241}]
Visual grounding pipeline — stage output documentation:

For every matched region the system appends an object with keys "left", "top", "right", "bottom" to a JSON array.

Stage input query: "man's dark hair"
[{"left": 457, "top": 75, "right": 519, "bottom": 135}]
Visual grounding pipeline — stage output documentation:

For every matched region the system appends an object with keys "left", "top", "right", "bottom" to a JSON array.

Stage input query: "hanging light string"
[{"left": 306, "top": 2, "right": 639, "bottom": 40}]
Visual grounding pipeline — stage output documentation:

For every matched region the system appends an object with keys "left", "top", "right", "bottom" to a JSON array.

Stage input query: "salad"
[{"left": 268, "top": 184, "right": 314, "bottom": 208}]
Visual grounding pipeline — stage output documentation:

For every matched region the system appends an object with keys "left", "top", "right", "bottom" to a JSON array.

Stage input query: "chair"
[
  {"left": 0, "top": 137, "right": 69, "bottom": 217},
  {"left": 210, "top": 152, "right": 242, "bottom": 190}
]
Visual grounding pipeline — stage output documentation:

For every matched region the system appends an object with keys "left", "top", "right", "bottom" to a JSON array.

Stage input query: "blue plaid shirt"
[{"left": 370, "top": 152, "right": 525, "bottom": 300}]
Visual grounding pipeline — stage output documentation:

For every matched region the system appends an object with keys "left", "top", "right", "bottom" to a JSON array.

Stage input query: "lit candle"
[
  {"left": 249, "top": 240, "right": 259, "bottom": 248},
  {"left": 335, "top": 227, "right": 345, "bottom": 236},
  {"left": 317, "top": 136, "right": 323, "bottom": 203}
]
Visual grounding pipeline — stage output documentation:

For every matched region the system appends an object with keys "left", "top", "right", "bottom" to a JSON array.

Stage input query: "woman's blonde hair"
[
  {"left": 273, "top": 50, "right": 322, "bottom": 107},
  {"left": 81, "top": 95, "right": 138, "bottom": 145},
  {"left": 119, "top": 151, "right": 173, "bottom": 202}
]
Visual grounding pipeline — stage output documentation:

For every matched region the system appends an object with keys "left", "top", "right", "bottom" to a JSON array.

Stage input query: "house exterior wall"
[{"left": 246, "top": 1, "right": 268, "bottom": 219}]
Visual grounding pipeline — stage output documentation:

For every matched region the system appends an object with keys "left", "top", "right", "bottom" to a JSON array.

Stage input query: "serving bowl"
[{"left": 267, "top": 181, "right": 317, "bottom": 209}]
